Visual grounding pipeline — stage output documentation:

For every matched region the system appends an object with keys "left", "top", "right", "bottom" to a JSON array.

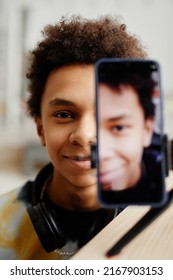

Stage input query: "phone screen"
[{"left": 95, "top": 59, "right": 167, "bottom": 207}]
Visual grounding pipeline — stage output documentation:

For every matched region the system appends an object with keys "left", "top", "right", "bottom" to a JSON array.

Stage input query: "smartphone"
[{"left": 95, "top": 58, "right": 167, "bottom": 207}]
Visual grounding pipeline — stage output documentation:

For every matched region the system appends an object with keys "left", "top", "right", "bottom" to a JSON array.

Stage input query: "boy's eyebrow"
[
  {"left": 49, "top": 98, "right": 76, "bottom": 107},
  {"left": 107, "top": 114, "right": 133, "bottom": 122}
]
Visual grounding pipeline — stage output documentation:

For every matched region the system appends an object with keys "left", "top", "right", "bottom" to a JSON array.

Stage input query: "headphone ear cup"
[{"left": 27, "top": 201, "right": 66, "bottom": 252}]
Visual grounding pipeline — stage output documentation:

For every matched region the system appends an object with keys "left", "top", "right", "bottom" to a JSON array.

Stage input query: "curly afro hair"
[{"left": 26, "top": 15, "right": 147, "bottom": 117}]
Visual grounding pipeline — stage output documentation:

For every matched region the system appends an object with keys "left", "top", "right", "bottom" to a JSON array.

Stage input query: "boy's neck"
[{"left": 46, "top": 175, "right": 99, "bottom": 211}]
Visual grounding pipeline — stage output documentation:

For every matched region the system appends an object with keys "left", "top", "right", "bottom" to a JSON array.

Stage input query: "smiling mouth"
[
  {"left": 63, "top": 155, "right": 91, "bottom": 169},
  {"left": 65, "top": 156, "right": 90, "bottom": 161}
]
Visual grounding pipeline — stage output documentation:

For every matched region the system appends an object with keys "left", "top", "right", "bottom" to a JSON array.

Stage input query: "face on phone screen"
[{"left": 95, "top": 59, "right": 167, "bottom": 207}]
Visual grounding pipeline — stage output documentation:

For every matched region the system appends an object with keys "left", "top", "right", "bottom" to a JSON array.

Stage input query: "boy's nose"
[
  {"left": 69, "top": 116, "right": 96, "bottom": 147},
  {"left": 99, "top": 130, "right": 114, "bottom": 160}
]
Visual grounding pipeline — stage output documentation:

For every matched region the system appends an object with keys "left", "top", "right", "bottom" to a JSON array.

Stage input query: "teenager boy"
[
  {"left": 0, "top": 16, "right": 147, "bottom": 259},
  {"left": 98, "top": 67, "right": 155, "bottom": 191},
  {"left": 98, "top": 64, "right": 163, "bottom": 204}
]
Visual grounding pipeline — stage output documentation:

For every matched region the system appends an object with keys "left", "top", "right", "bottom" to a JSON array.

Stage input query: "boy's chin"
[{"left": 69, "top": 176, "right": 97, "bottom": 188}]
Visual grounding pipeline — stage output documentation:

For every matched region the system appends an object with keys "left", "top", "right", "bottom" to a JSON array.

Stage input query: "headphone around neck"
[{"left": 26, "top": 170, "right": 115, "bottom": 253}]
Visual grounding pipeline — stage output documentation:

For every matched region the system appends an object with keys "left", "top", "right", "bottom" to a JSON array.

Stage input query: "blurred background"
[{"left": 0, "top": 0, "right": 173, "bottom": 195}]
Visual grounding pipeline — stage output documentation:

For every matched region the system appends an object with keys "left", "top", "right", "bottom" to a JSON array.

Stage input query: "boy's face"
[
  {"left": 36, "top": 65, "right": 97, "bottom": 190},
  {"left": 98, "top": 83, "right": 154, "bottom": 191}
]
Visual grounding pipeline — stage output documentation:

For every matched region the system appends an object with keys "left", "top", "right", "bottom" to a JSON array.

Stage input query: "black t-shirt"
[{"left": 44, "top": 193, "right": 116, "bottom": 247}]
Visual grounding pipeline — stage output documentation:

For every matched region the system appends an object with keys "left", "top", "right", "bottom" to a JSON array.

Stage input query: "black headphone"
[
  {"left": 26, "top": 165, "right": 115, "bottom": 253},
  {"left": 27, "top": 199, "right": 67, "bottom": 252}
]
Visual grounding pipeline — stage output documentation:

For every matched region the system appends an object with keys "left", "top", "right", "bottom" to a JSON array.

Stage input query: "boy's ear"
[
  {"left": 143, "top": 118, "right": 154, "bottom": 148},
  {"left": 35, "top": 117, "right": 46, "bottom": 146}
]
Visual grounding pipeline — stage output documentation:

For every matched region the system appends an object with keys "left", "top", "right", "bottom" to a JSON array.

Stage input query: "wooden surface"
[{"left": 72, "top": 172, "right": 173, "bottom": 260}]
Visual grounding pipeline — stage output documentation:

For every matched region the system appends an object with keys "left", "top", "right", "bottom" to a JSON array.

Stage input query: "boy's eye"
[
  {"left": 54, "top": 111, "right": 73, "bottom": 119},
  {"left": 112, "top": 125, "right": 126, "bottom": 132}
]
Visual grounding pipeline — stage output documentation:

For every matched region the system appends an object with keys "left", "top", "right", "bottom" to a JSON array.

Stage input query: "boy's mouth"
[
  {"left": 64, "top": 156, "right": 90, "bottom": 161},
  {"left": 99, "top": 166, "right": 124, "bottom": 185},
  {"left": 63, "top": 155, "right": 91, "bottom": 169}
]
